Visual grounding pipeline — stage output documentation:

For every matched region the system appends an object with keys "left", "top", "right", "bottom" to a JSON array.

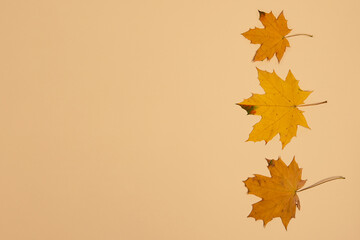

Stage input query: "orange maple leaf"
[
  {"left": 242, "top": 11, "right": 312, "bottom": 62},
  {"left": 244, "top": 158, "right": 345, "bottom": 229},
  {"left": 244, "top": 157, "right": 306, "bottom": 229}
]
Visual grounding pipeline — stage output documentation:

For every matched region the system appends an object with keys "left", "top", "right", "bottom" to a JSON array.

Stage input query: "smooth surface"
[{"left": 0, "top": 0, "right": 359, "bottom": 239}]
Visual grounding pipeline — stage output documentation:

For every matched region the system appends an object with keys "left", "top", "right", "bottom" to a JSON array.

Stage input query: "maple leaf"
[
  {"left": 244, "top": 157, "right": 345, "bottom": 230},
  {"left": 244, "top": 157, "right": 306, "bottom": 229},
  {"left": 242, "top": 11, "right": 312, "bottom": 62},
  {"left": 236, "top": 68, "right": 326, "bottom": 149}
]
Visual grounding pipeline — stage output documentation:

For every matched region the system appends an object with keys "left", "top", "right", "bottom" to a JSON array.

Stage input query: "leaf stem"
[
  {"left": 297, "top": 101, "right": 327, "bottom": 107},
  {"left": 285, "top": 33, "right": 313, "bottom": 38},
  {"left": 297, "top": 176, "right": 345, "bottom": 193}
]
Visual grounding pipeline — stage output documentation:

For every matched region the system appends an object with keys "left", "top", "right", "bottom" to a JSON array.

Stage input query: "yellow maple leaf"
[
  {"left": 244, "top": 157, "right": 306, "bottom": 229},
  {"left": 242, "top": 11, "right": 311, "bottom": 62},
  {"left": 237, "top": 68, "right": 316, "bottom": 149}
]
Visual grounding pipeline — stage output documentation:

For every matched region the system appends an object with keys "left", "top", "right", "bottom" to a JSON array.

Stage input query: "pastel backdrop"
[{"left": 0, "top": 0, "right": 359, "bottom": 239}]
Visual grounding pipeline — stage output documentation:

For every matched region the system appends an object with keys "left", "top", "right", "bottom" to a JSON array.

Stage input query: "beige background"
[{"left": 0, "top": 0, "right": 359, "bottom": 239}]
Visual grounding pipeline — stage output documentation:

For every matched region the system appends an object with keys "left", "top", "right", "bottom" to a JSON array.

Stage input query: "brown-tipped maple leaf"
[
  {"left": 244, "top": 157, "right": 345, "bottom": 230},
  {"left": 244, "top": 157, "right": 306, "bottom": 229},
  {"left": 237, "top": 68, "right": 327, "bottom": 149},
  {"left": 242, "top": 11, "right": 312, "bottom": 62}
]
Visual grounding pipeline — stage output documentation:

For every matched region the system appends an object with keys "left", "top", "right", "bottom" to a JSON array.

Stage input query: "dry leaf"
[
  {"left": 242, "top": 11, "right": 291, "bottom": 62},
  {"left": 237, "top": 68, "right": 312, "bottom": 149},
  {"left": 244, "top": 157, "right": 306, "bottom": 229}
]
